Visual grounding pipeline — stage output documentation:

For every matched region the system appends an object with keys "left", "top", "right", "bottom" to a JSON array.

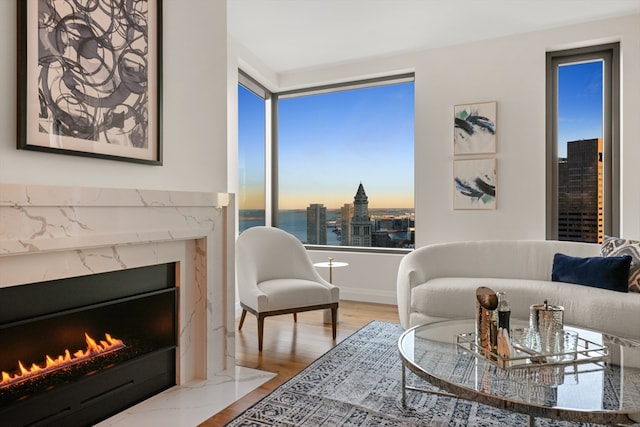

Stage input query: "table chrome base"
[{"left": 401, "top": 360, "right": 535, "bottom": 427}]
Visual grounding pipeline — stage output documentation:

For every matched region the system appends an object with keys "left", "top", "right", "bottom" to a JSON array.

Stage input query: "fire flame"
[{"left": 1, "top": 332, "right": 125, "bottom": 388}]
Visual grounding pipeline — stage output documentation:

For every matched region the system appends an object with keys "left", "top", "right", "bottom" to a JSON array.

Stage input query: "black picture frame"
[{"left": 17, "top": 0, "right": 162, "bottom": 165}]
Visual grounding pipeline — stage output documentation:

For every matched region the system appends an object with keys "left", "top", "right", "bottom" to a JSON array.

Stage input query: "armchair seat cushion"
[{"left": 253, "top": 279, "right": 339, "bottom": 312}]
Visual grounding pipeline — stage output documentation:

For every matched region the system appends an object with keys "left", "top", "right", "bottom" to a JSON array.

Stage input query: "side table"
[
  {"left": 313, "top": 257, "right": 348, "bottom": 323},
  {"left": 313, "top": 257, "right": 349, "bottom": 284}
]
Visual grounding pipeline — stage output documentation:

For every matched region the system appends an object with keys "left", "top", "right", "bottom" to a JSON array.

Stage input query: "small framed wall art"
[
  {"left": 17, "top": 0, "right": 163, "bottom": 165},
  {"left": 453, "top": 158, "right": 497, "bottom": 210},
  {"left": 454, "top": 101, "right": 497, "bottom": 155}
]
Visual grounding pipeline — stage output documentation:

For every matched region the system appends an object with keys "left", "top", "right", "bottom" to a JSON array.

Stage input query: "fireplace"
[
  {"left": 0, "top": 263, "right": 178, "bottom": 426},
  {"left": 0, "top": 183, "right": 237, "bottom": 424}
]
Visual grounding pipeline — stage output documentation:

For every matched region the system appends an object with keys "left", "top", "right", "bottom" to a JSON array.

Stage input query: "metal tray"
[{"left": 455, "top": 328, "right": 609, "bottom": 370}]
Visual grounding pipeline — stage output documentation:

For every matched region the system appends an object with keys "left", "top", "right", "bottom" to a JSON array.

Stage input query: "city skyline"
[{"left": 558, "top": 138, "right": 603, "bottom": 243}]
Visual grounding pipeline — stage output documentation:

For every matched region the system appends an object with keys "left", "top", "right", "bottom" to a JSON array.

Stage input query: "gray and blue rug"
[{"left": 225, "top": 321, "right": 633, "bottom": 426}]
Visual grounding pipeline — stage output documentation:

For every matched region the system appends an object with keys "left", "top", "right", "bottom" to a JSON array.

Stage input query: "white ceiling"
[{"left": 227, "top": 0, "right": 640, "bottom": 74}]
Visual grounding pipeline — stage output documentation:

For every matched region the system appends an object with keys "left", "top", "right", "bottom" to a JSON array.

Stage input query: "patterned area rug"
[{"left": 225, "top": 321, "right": 631, "bottom": 426}]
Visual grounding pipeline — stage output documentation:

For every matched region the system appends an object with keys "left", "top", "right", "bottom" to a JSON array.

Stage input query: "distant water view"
[{"left": 239, "top": 208, "right": 414, "bottom": 247}]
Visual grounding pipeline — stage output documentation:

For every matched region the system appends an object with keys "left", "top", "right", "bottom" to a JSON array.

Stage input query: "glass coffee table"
[{"left": 398, "top": 319, "right": 640, "bottom": 426}]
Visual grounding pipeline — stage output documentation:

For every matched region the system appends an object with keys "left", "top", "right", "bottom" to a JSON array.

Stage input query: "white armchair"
[{"left": 235, "top": 226, "right": 339, "bottom": 351}]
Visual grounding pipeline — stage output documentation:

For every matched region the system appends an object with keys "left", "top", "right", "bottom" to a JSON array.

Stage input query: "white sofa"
[{"left": 397, "top": 240, "right": 640, "bottom": 341}]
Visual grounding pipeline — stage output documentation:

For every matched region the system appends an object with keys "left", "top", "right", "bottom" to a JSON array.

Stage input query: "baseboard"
[{"left": 337, "top": 286, "right": 397, "bottom": 305}]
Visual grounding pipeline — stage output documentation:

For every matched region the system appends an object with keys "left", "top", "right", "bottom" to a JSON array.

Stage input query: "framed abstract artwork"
[
  {"left": 454, "top": 101, "right": 497, "bottom": 155},
  {"left": 453, "top": 158, "right": 497, "bottom": 210},
  {"left": 17, "top": 0, "right": 162, "bottom": 165}
]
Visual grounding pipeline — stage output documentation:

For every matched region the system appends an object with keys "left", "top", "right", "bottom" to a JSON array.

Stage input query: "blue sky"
[
  {"left": 239, "top": 82, "right": 414, "bottom": 210},
  {"left": 558, "top": 60, "right": 603, "bottom": 157},
  {"left": 278, "top": 83, "right": 414, "bottom": 209},
  {"left": 239, "top": 63, "right": 602, "bottom": 210},
  {"left": 238, "top": 85, "right": 266, "bottom": 210}
]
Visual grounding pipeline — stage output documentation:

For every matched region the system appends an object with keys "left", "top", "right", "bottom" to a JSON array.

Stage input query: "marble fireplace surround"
[{"left": 0, "top": 183, "right": 274, "bottom": 425}]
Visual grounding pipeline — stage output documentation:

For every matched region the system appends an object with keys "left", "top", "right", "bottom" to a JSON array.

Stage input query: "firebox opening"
[
  {"left": 0, "top": 263, "right": 178, "bottom": 426},
  {"left": 1, "top": 331, "right": 125, "bottom": 389}
]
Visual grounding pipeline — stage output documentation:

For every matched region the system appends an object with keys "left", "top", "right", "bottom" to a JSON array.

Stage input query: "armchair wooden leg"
[
  {"left": 238, "top": 309, "right": 247, "bottom": 330},
  {"left": 257, "top": 314, "right": 265, "bottom": 352},
  {"left": 331, "top": 306, "right": 338, "bottom": 339},
  {"left": 293, "top": 312, "right": 297, "bottom": 323}
]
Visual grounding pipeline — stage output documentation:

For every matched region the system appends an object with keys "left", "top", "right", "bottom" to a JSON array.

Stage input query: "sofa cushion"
[
  {"left": 409, "top": 277, "right": 640, "bottom": 340},
  {"left": 411, "top": 277, "right": 569, "bottom": 321},
  {"left": 551, "top": 252, "right": 631, "bottom": 292},
  {"left": 601, "top": 236, "right": 640, "bottom": 293}
]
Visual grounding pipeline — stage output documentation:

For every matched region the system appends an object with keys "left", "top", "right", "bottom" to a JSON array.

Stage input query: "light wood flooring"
[{"left": 199, "top": 300, "right": 400, "bottom": 426}]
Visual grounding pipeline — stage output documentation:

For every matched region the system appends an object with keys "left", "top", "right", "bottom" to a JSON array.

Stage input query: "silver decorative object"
[{"left": 529, "top": 299, "right": 564, "bottom": 355}]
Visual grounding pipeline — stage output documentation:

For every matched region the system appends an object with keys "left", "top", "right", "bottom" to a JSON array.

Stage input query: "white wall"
[
  {"left": 233, "top": 13, "right": 640, "bottom": 305},
  {"left": 415, "top": 15, "right": 640, "bottom": 246},
  {"left": 307, "top": 249, "right": 405, "bottom": 303},
  {"left": 0, "top": 0, "right": 229, "bottom": 195}
]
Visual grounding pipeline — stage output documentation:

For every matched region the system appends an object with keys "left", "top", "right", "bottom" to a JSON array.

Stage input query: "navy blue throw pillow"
[{"left": 551, "top": 253, "right": 632, "bottom": 292}]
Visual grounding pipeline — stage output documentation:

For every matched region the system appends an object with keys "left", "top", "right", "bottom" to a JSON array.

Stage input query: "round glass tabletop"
[
  {"left": 398, "top": 318, "right": 640, "bottom": 425},
  {"left": 313, "top": 261, "right": 349, "bottom": 268}
]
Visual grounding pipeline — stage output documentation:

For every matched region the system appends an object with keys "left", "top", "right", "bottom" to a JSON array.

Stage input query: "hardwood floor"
[{"left": 199, "top": 300, "right": 400, "bottom": 426}]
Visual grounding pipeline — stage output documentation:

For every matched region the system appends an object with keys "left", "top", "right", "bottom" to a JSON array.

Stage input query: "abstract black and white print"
[
  {"left": 454, "top": 158, "right": 497, "bottom": 210},
  {"left": 454, "top": 101, "right": 497, "bottom": 154},
  {"left": 28, "top": 0, "right": 159, "bottom": 162}
]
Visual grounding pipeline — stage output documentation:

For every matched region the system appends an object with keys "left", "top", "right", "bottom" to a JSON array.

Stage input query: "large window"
[
  {"left": 238, "top": 72, "right": 268, "bottom": 232},
  {"left": 238, "top": 74, "right": 415, "bottom": 249},
  {"left": 276, "top": 77, "right": 414, "bottom": 249},
  {"left": 546, "top": 44, "right": 619, "bottom": 243}
]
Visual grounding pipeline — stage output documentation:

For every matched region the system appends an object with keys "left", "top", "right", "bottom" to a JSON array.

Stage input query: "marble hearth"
[{"left": 0, "top": 183, "right": 274, "bottom": 425}]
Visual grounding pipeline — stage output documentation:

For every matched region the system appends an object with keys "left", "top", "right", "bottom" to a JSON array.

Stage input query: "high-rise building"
[
  {"left": 306, "top": 203, "right": 327, "bottom": 244},
  {"left": 558, "top": 138, "right": 603, "bottom": 243},
  {"left": 340, "top": 203, "right": 354, "bottom": 246},
  {"left": 350, "top": 183, "right": 372, "bottom": 247}
]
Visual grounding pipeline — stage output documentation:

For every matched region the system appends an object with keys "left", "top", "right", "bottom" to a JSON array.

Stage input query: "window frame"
[
  {"left": 238, "top": 71, "right": 415, "bottom": 253},
  {"left": 238, "top": 70, "right": 273, "bottom": 227},
  {"left": 545, "top": 43, "right": 620, "bottom": 241}
]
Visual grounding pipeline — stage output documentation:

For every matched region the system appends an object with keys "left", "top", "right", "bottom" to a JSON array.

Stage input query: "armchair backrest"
[{"left": 236, "top": 226, "right": 323, "bottom": 286}]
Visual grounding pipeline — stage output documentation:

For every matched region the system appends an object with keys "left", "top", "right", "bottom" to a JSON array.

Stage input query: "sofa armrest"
[
  {"left": 397, "top": 245, "right": 443, "bottom": 328},
  {"left": 397, "top": 268, "right": 417, "bottom": 329}
]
